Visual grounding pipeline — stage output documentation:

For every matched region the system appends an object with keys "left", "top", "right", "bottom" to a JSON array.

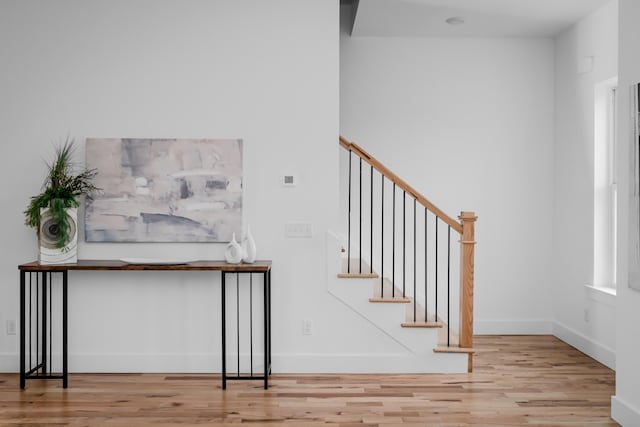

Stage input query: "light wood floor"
[{"left": 0, "top": 336, "right": 617, "bottom": 426}]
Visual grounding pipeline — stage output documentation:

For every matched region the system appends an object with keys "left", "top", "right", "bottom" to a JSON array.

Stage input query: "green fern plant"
[{"left": 24, "top": 139, "right": 99, "bottom": 249}]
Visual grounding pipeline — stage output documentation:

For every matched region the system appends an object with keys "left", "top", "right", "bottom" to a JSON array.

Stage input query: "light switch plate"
[
  {"left": 285, "top": 222, "right": 312, "bottom": 237},
  {"left": 6, "top": 320, "right": 16, "bottom": 335}
]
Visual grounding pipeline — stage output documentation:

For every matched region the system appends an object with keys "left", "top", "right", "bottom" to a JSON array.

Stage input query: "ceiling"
[{"left": 347, "top": 0, "right": 613, "bottom": 38}]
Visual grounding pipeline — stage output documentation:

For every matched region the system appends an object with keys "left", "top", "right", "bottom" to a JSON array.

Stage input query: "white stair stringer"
[{"left": 326, "top": 231, "right": 467, "bottom": 373}]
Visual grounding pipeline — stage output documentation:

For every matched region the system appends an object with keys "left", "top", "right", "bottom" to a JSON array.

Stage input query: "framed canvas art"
[{"left": 85, "top": 138, "right": 242, "bottom": 243}]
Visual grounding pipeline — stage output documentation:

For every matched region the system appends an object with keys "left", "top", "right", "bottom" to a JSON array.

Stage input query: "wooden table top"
[{"left": 18, "top": 260, "right": 271, "bottom": 272}]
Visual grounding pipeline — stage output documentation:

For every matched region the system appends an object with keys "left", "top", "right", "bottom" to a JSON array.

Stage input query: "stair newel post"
[{"left": 458, "top": 211, "right": 477, "bottom": 372}]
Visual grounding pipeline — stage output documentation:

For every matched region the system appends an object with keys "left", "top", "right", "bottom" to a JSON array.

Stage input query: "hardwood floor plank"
[{"left": 0, "top": 336, "right": 618, "bottom": 426}]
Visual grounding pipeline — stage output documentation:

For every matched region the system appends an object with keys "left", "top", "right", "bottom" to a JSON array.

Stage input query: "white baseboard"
[
  {"left": 612, "top": 396, "right": 640, "bottom": 426},
  {"left": 474, "top": 319, "right": 552, "bottom": 335},
  {"left": 552, "top": 321, "right": 615, "bottom": 369},
  {"left": 0, "top": 352, "right": 256, "bottom": 374},
  {"left": 274, "top": 352, "right": 468, "bottom": 373},
  {"left": 0, "top": 352, "right": 468, "bottom": 374},
  {"left": 0, "top": 353, "right": 18, "bottom": 372},
  {"left": 70, "top": 353, "right": 226, "bottom": 373}
]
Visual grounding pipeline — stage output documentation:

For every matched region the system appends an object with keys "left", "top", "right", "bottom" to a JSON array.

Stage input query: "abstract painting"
[{"left": 85, "top": 138, "right": 242, "bottom": 242}]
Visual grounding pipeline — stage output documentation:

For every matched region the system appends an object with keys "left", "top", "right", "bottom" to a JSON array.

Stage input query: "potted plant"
[{"left": 24, "top": 139, "right": 99, "bottom": 264}]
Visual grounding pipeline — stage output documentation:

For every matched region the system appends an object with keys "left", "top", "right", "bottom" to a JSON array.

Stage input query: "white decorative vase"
[
  {"left": 39, "top": 207, "right": 78, "bottom": 265},
  {"left": 242, "top": 225, "right": 257, "bottom": 264},
  {"left": 224, "top": 232, "right": 244, "bottom": 264}
]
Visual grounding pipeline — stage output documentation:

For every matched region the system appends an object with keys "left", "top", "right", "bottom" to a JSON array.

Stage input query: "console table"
[{"left": 17, "top": 260, "right": 272, "bottom": 390}]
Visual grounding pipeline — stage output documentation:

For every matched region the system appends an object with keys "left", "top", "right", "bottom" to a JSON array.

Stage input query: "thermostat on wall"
[{"left": 282, "top": 174, "right": 297, "bottom": 187}]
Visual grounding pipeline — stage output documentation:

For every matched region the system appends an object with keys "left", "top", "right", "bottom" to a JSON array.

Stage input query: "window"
[{"left": 594, "top": 78, "right": 617, "bottom": 288}]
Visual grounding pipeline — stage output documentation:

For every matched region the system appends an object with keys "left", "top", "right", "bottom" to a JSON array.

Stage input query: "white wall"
[
  {"left": 552, "top": 0, "right": 618, "bottom": 369},
  {"left": 0, "top": 0, "right": 412, "bottom": 373},
  {"left": 341, "top": 9, "right": 556, "bottom": 334},
  {"left": 613, "top": 0, "right": 640, "bottom": 423}
]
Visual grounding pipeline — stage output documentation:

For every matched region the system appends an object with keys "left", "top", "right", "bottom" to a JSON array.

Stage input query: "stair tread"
[
  {"left": 338, "top": 273, "right": 379, "bottom": 278},
  {"left": 369, "top": 297, "right": 411, "bottom": 303},
  {"left": 401, "top": 321, "right": 443, "bottom": 328},
  {"left": 434, "top": 346, "right": 475, "bottom": 354}
]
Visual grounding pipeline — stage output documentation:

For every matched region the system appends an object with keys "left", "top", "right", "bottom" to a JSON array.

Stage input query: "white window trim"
[
  {"left": 584, "top": 284, "right": 616, "bottom": 306},
  {"left": 593, "top": 77, "right": 618, "bottom": 290}
]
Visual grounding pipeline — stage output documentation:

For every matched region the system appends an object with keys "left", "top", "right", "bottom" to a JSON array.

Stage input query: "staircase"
[{"left": 331, "top": 136, "right": 477, "bottom": 373}]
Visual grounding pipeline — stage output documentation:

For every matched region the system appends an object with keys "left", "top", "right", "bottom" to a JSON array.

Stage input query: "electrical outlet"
[
  {"left": 6, "top": 320, "right": 16, "bottom": 335},
  {"left": 303, "top": 319, "right": 313, "bottom": 335}
]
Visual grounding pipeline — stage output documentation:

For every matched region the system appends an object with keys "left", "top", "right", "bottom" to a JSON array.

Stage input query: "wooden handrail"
[{"left": 339, "top": 136, "right": 463, "bottom": 234}]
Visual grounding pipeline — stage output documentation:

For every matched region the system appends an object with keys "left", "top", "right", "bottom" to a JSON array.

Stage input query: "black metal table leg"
[
  {"left": 219, "top": 269, "right": 271, "bottom": 390},
  {"left": 42, "top": 272, "right": 47, "bottom": 375},
  {"left": 221, "top": 271, "right": 226, "bottom": 390},
  {"left": 263, "top": 271, "right": 268, "bottom": 390},
  {"left": 19, "top": 271, "right": 25, "bottom": 390},
  {"left": 268, "top": 269, "right": 272, "bottom": 375},
  {"left": 62, "top": 270, "right": 68, "bottom": 389}
]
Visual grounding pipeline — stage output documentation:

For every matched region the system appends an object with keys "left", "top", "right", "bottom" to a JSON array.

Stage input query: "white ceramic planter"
[{"left": 39, "top": 207, "right": 78, "bottom": 265}]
